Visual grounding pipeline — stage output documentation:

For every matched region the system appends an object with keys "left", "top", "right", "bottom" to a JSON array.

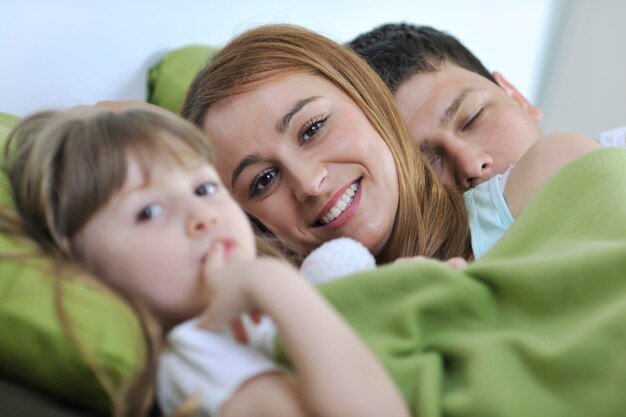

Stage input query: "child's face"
[
  {"left": 394, "top": 64, "right": 543, "bottom": 190},
  {"left": 78, "top": 142, "right": 256, "bottom": 329}
]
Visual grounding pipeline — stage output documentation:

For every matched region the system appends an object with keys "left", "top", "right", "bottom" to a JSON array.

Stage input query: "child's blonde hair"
[
  {"left": 5, "top": 107, "right": 214, "bottom": 261},
  {"left": 2, "top": 107, "right": 284, "bottom": 416},
  {"left": 1, "top": 107, "right": 219, "bottom": 416}
]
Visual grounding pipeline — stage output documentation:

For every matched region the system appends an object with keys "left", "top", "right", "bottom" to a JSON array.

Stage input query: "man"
[{"left": 348, "top": 23, "right": 624, "bottom": 190}]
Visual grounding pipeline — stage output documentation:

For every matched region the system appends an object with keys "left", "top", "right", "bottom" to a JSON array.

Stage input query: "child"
[{"left": 2, "top": 107, "right": 409, "bottom": 417}]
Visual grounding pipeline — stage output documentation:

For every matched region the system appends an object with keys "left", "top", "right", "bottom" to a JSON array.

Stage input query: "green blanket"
[{"left": 281, "top": 148, "right": 626, "bottom": 416}]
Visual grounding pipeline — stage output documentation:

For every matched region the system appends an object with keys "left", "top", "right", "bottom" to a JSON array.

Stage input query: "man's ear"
[{"left": 492, "top": 71, "right": 543, "bottom": 122}]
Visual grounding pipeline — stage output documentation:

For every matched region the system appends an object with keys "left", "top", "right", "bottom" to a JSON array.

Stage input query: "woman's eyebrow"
[
  {"left": 231, "top": 96, "right": 322, "bottom": 189},
  {"left": 276, "top": 96, "right": 320, "bottom": 134},
  {"left": 231, "top": 154, "right": 259, "bottom": 189}
]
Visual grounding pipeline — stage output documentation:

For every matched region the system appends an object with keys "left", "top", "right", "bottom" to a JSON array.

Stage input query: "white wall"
[
  {"left": 537, "top": 0, "right": 626, "bottom": 136},
  {"left": 1, "top": 0, "right": 554, "bottom": 117}
]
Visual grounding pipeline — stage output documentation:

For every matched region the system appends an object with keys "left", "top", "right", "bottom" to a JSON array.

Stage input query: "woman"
[
  {"left": 181, "top": 24, "right": 471, "bottom": 264},
  {"left": 181, "top": 24, "right": 597, "bottom": 264}
]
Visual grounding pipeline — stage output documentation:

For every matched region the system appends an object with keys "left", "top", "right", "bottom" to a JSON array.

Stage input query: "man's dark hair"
[{"left": 348, "top": 23, "right": 496, "bottom": 92}]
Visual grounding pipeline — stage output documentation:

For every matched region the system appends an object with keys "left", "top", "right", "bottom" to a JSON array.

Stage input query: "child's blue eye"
[
  {"left": 196, "top": 182, "right": 218, "bottom": 196},
  {"left": 137, "top": 203, "right": 163, "bottom": 221}
]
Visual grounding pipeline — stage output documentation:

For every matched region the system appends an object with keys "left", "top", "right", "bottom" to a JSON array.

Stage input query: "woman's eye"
[
  {"left": 137, "top": 203, "right": 163, "bottom": 222},
  {"left": 196, "top": 181, "right": 218, "bottom": 196},
  {"left": 300, "top": 115, "right": 329, "bottom": 142},
  {"left": 249, "top": 168, "right": 278, "bottom": 197}
]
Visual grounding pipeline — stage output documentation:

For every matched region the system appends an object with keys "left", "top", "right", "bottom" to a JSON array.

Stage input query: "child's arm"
[
  {"left": 504, "top": 132, "right": 600, "bottom": 217},
  {"left": 201, "top": 253, "right": 410, "bottom": 417},
  {"left": 218, "top": 372, "right": 306, "bottom": 416}
]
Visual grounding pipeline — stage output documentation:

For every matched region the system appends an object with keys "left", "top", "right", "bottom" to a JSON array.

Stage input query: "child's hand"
[
  {"left": 198, "top": 243, "right": 258, "bottom": 331},
  {"left": 444, "top": 257, "right": 469, "bottom": 269},
  {"left": 229, "top": 310, "right": 263, "bottom": 345},
  {"left": 92, "top": 100, "right": 166, "bottom": 113},
  {"left": 394, "top": 255, "right": 468, "bottom": 269}
]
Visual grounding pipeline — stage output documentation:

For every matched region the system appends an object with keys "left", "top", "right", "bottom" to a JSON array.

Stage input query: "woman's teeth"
[{"left": 320, "top": 181, "right": 359, "bottom": 225}]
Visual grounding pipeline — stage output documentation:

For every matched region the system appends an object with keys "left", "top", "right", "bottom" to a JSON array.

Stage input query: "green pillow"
[
  {"left": 147, "top": 45, "right": 217, "bottom": 114},
  {"left": 0, "top": 113, "right": 19, "bottom": 206},
  {"left": 0, "top": 113, "right": 146, "bottom": 415}
]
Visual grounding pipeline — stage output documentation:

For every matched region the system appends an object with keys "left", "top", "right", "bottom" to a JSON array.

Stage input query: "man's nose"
[{"left": 451, "top": 143, "right": 494, "bottom": 190}]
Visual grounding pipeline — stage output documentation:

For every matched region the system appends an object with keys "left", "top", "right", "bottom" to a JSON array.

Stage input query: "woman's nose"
[{"left": 288, "top": 160, "right": 328, "bottom": 202}]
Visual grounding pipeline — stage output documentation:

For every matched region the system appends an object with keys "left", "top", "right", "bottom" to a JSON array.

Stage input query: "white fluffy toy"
[{"left": 299, "top": 237, "right": 376, "bottom": 285}]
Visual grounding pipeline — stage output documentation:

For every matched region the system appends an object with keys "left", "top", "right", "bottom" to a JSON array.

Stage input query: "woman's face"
[{"left": 203, "top": 73, "right": 399, "bottom": 256}]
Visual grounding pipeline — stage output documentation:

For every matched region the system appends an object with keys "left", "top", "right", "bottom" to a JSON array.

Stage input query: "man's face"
[{"left": 394, "top": 64, "right": 543, "bottom": 190}]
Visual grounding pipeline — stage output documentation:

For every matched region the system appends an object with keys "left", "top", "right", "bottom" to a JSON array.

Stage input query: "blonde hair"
[
  {"left": 1, "top": 107, "right": 225, "bottom": 416},
  {"left": 181, "top": 24, "right": 470, "bottom": 263},
  {"left": 5, "top": 108, "right": 214, "bottom": 261}
]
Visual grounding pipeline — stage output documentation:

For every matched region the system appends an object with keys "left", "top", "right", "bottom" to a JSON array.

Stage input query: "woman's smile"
[
  {"left": 315, "top": 179, "right": 360, "bottom": 228},
  {"left": 204, "top": 73, "right": 399, "bottom": 256}
]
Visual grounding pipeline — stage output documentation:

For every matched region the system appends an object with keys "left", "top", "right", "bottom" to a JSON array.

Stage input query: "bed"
[{"left": 1, "top": 45, "right": 626, "bottom": 416}]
